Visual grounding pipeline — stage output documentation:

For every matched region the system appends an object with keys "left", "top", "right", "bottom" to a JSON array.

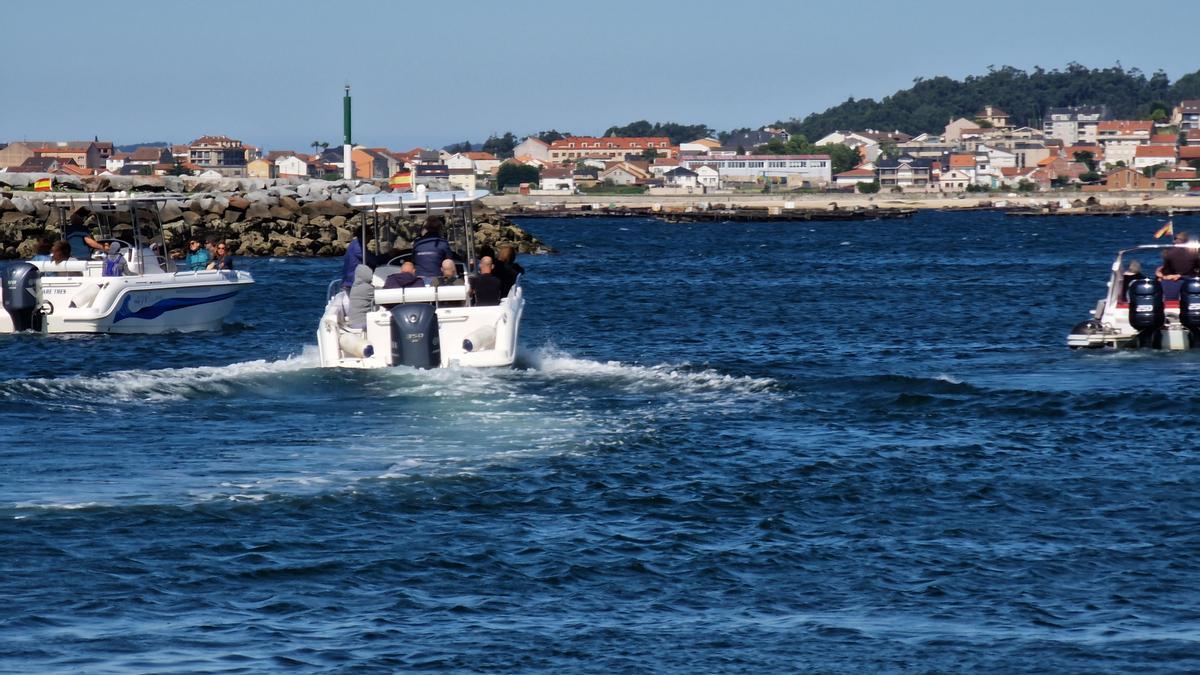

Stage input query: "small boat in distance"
[
  {"left": 0, "top": 193, "right": 254, "bottom": 334},
  {"left": 316, "top": 188, "right": 525, "bottom": 369},
  {"left": 1068, "top": 241, "right": 1200, "bottom": 350}
]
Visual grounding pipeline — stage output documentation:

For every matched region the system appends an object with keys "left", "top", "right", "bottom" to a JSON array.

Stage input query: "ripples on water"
[{"left": 2, "top": 212, "right": 1199, "bottom": 672}]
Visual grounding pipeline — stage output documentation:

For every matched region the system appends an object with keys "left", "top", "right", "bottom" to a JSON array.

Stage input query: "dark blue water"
[{"left": 3, "top": 212, "right": 1200, "bottom": 672}]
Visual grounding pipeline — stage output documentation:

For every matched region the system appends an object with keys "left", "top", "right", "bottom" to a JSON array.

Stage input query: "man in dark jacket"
[
  {"left": 1161, "top": 231, "right": 1200, "bottom": 279},
  {"left": 412, "top": 216, "right": 452, "bottom": 280},
  {"left": 469, "top": 256, "right": 502, "bottom": 306},
  {"left": 383, "top": 261, "right": 425, "bottom": 289}
]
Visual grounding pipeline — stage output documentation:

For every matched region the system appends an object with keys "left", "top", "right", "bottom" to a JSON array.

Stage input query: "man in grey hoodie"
[{"left": 346, "top": 264, "right": 375, "bottom": 329}]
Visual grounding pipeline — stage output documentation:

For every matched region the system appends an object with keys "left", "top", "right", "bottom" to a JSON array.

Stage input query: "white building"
[
  {"left": 274, "top": 154, "right": 310, "bottom": 177},
  {"left": 1044, "top": 106, "right": 1108, "bottom": 145},
  {"left": 679, "top": 154, "right": 831, "bottom": 186},
  {"left": 694, "top": 164, "right": 720, "bottom": 189},
  {"left": 539, "top": 167, "right": 576, "bottom": 192},
  {"left": 512, "top": 137, "right": 550, "bottom": 162}
]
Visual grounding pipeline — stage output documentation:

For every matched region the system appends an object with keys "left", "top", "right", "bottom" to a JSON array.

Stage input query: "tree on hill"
[
  {"left": 445, "top": 141, "right": 473, "bottom": 153},
  {"left": 497, "top": 162, "right": 539, "bottom": 188},
  {"left": 603, "top": 120, "right": 714, "bottom": 145},
  {"left": 777, "top": 64, "right": 1194, "bottom": 140},
  {"left": 536, "top": 129, "right": 568, "bottom": 144},
  {"left": 481, "top": 132, "right": 517, "bottom": 158}
]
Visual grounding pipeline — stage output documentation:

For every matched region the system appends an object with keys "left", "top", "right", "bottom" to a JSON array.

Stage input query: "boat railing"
[{"left": 327, "top": 278, "right": 343, "bottom": 302}]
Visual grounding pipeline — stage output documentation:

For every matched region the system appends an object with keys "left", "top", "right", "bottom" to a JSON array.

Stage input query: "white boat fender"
[
  {"left": 339, "top": 332, "right": 374, "bottom": 358},
  {"left": 70, "top": 284, "right": 100, "bottom": 309},
  {"left": 462, "top": 325, "right": 496, "bottom": 352}
]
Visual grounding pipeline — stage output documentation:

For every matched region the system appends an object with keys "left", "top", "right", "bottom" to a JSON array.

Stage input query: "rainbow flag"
[
  {"left": 389, "top": 169, "right": 412, "bottom": 191},
  {"left": 1154, "top": 219, "right": 1174, "bottom": 239},
  {"left": 33, "top": 177, "right": 52, "bottom": 192}
]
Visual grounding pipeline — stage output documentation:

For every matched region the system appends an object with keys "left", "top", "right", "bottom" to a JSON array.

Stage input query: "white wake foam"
[{"left": 1, "top": 346, "right": 320, "bottom": 403}]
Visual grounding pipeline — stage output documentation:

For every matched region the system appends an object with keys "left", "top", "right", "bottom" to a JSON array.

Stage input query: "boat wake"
[{"left": 0, "top": 346, "right": 320, "bottom": 405}]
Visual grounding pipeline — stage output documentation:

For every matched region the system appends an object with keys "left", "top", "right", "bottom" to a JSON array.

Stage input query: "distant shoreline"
[{"left": 484, "top": 192, "right": 1200, "bottom": 215}]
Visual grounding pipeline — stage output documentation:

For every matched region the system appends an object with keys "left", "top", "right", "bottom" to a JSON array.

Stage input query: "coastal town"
[{"left": 4, "top": 100, "right": 1200, "bottom": 197}]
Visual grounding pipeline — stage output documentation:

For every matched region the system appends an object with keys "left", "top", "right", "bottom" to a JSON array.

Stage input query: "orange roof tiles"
[
  {"left": 1098, "top": 120, "right": 1153, "bottom": 134},
  {"left": 1136, "top": 145, "right": 1177, "bottom": 158}
]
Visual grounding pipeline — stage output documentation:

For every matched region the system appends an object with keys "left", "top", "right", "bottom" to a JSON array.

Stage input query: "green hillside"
[{"left": 780, "top": 64, "right": 1200, "bottom": 140}]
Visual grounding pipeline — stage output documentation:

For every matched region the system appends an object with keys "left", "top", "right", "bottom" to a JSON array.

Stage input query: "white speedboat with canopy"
[
  {"left": 316, "top": 188, "right": 525, "bottom": 368},
  {"left": 1068, "top": 241, "right": 1200, "bottom": 350},
  {"left": 0, "top": 192, "right": 254, "bottom": 334}
]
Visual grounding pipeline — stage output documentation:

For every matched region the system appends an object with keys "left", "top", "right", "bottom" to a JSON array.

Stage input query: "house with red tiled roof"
[
  {"left": 833, "top": 166, "right": 876, "bottom": 189},
  {"left": 549, "top": 137, "right": 675, "bottom": 163},
  {"left": 1134, "top": 144, "right": 1177, "bottom": 171},
  {"left": 189, "top": 135, "right": 246, "bottom": 175},
  {"left": 1178, "top": 146, "right": 1200, "bottom": 165},
  {"left": 1097, "top": 120, "right": 1152, "bottom": 167},
  {"left": 598, "top": 160, "right": 652, "bottom": 185},
  {"left": 1149, "top": 133, "right": 1179, "bottom": 146},
  {"left": 128, "top": 146, "right": 172, "bottom": 165},
  {"left": 538, "top": 166, "right": 576, "bottom": 192},
  {"left": 1154, "top": 167, "right": 1198, "bottom": 181}
]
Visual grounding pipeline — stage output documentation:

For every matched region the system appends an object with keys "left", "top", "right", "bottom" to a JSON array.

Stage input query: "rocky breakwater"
[{"left": 0, "top": 173, "right": 552, "bottom": 260}]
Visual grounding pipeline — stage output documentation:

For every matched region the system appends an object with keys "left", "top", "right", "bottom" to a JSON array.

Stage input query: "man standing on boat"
[
  {"left": 412, "top": 216, "right": 452, "bottom": 282},
  {"left": 64, "top": 209, "right": 105, "bottom": 260}
]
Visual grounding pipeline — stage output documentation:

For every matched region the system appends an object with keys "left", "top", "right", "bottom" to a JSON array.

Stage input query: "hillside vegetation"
[{"left": 779, "top": 64, "right": 1200, "bottom": 139}]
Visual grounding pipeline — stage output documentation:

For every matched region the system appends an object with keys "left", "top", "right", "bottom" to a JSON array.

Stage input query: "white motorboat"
[
  {"left": 0, "top": 193, "right": 254, "bottom": 334},
  {"left": 1068, "top": 242, "right": 1200, "bottom": 350},
  {"left": 316, "top": 188, "right": 525, "bottom": 369}
]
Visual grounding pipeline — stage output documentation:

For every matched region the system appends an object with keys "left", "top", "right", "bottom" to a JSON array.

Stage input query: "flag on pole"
[
  {"left": 389, "top": 169, "right": 412, "bottom": 191},
  {"left": 1154, "top": 219, "right": 1174, "bottom": 239},
  {"left": 33, "top": 178, "right": 52, "bottom": 192}
]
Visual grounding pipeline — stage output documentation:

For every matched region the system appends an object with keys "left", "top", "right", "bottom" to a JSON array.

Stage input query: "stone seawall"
[{"left": 0, "top": 173, "right": 551, "bottom": 260}]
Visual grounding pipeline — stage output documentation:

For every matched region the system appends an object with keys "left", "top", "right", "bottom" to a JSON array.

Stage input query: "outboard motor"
[
  {"left": 2, "top": 262, "right": 40, "bottom": 332},
  {"left": 1127, "top": 277, "right": 1164, "bottom": 348},
  {"left": 1179, "top": 277, "right": 1200, "bottom": 345},
  {"left": 390, "top": 304, "right": 440, "bottom": 369}
]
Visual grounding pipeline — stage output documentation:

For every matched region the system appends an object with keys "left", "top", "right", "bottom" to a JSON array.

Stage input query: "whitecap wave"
[{"left": 0, "top": 346, "right": 320, "bottom": 403}]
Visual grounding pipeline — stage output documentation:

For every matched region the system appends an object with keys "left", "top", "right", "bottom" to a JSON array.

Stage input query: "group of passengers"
[
  {"left": 185, "top": 236, "right": 235, "bottom": 272},
  {"left": 340, "top": 214, "right": 525, "bottom": 328},
  {"left": 33, "top": 209, "right": 234, "bottom": 277},
  {"left": 1122, "top": 230, "right": 1200, "bottom": 300}
]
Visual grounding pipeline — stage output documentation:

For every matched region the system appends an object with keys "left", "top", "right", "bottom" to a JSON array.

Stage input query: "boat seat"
[{"left": 374, "top": 284, "right": 469, "bottom": 306}]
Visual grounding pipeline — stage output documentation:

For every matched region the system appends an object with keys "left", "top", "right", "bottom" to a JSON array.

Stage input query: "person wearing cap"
[{"left": 102, "top": 241, "right": 128, "bottom": 277}]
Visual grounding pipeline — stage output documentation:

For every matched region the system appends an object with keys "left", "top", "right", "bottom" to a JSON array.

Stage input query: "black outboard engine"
[
  {"left": 1179, "top": 277, "right": 1200, "bottom": 345},
  {"left": 390, "top": 304, "right": 440, "bottom": 369},
  {"left": 2, "top": 262, "right": 40, "bottom": 332},
  {"left": 1128, "top": 277, "right": 1164, "bottom": 348}
]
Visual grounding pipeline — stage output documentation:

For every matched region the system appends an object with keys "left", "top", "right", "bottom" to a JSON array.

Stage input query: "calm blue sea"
[{"left": 3, "top": 211, "right": 1200, "bottom": 673}]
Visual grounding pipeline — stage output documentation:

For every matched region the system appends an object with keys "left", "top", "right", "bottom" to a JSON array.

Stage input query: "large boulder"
[
  {"left": 159, "top": 200, "right": 185, "bottom": 223},
  {"left": 269, "top": 205, "right": 294, "bottom": 220},
  {"left": 181, "top": 211, "right": 202, "bottom": 226},
  {"left": 11, "top": 196, "right": 36, "bottom": 215},
  {"left": 227, "top": 195, "right": 250, "bottom": 211},
  {"left": 244, "top": 202, "right": 272, "bottom": 220},
  {"left": 278, "top": 195, "right": 301, "bottom": 213},
  {"left": 301, "top": 199, "right": 352, "bottom": 218}
]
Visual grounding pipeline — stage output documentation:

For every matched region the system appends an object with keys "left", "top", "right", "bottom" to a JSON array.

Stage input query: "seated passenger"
[
  {"left": 383, "top": 261, "right": 425, "bottom": 289},
  {"left": 31, "top": 238, "right": 53, "bottom": 261},
  {"left": 432, "top": 259, "right": 463, "bottom": 287},
  {"left": 1121, "top": 260, "right": 1145, "bottom": 301},
  {"left": 493, "top": 244, "right": 525, "bottom": 297},
  {"left": 102, "top": 242, "right": 128, "bottom": 277},
  {"left": 346, "top": 264, "right": 374, "bottom": 329},
  {"left": 469, "top": 256, "right": 502, "bottom": 307},
  {"left": 185, "top": 238, "right": 210, "bottom": 271}
]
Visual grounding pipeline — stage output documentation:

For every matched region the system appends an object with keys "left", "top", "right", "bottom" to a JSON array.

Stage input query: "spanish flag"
[
  {"left": 33, "top": 177, "right": 52, "bottom": 192},
  {"left": 389, "top": 169, "right": 412, "bottom": 191},
  {"left": 1154, "top": 219, "right": 1174, "bottom": 239}
]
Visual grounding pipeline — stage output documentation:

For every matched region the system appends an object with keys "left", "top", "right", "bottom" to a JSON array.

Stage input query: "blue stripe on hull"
[{"left": 113, "top": 291, "right": 240, "bottom": 323}]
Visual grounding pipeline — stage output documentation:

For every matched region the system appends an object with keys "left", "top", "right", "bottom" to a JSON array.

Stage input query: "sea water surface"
[{"left": 2, "top": 211, "right": 1199, "bottom": 672}]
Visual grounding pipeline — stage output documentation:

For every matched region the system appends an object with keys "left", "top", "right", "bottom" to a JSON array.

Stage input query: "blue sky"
[{"left": 4, "top": 0, "right": 1198, "bottom": 152}]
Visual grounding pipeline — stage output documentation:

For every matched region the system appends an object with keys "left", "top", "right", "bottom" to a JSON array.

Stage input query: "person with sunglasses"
[
  {"left": 185, "top": 238, "right": 211, "bottom": 271},
  {"left": 207, "top": 241, "right": 235, "bottom": 271}
]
